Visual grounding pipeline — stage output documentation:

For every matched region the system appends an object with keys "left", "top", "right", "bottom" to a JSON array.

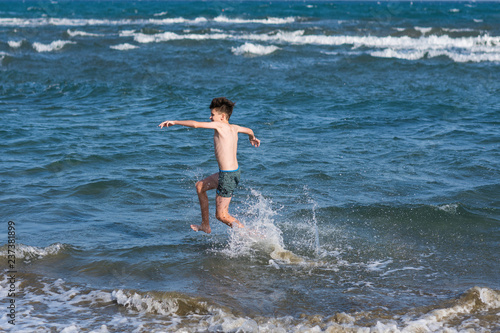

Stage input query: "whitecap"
[
  {"left": 153, "top": 11, "right": 169, "bottom": 17},
  {"left": 67, "top": 29, "right": 103, "bottom": 37},
  {"left": 213, "top": 15, "right": 295, "bottom": 25},
  {"left": 371, "top": 48, "right": 427, "bottom": 61},
  {"left": 415, "top": 26, "right": 432, "bottom": 35},
  {"left": 119, "top": 30, "right": 136, "bottom": 37},
  {"left": 8, "top": 40, "right": 23, "bottom": 48},
  {"left": 0, "top": 242, "right": 68, "bottom": 261},
  {"left": 0, "top": 17, "right": 180, "bottom": 27},
  {"left": 112, "top": 289, "right": 180, "bottom": 315},
  {"left": 231, "top": 42, "right": 279, "bottom": 56},
  {"left": 442, "top": 27, "right": 476, "bottom": 33},
  {"left": 110, "top": 43, "right": 138, "bottom": 51},
  {"left": 434, "top": 203, "right": 460, "bottom": 214},
  {"left": 132, "top": 31, "right": 231, "bottom": 44},
  {"left": 33, "top": 40, "right": 75, "bottom": 52},
  {"left": 428, "top": 50, "right": 500, "bottom": 63},
  {"left": 116, "top": 28, "right": 500, "bottom": 63}
]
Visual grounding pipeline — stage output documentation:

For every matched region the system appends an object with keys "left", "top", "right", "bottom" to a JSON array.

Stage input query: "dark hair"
[{"left": 209, "top": 97, "right": 235, "bottom": 119}]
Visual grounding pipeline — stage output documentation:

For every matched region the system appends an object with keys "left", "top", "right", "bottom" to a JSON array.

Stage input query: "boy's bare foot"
[
  {"left": 231, "top": 220, "right": 245, "bottom": 228},
  {"left": 191, "top": 224, "right": 211, "bottom": 234}
]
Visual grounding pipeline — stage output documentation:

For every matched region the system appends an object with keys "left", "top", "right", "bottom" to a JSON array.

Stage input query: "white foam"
[
  {"left": 32, "top": 40, "right": 75, "bottom": 52},
  {"left": 231, "top": 42, "right": 279, "bottom": 56},
  {"left": 415, "top": 26, "right": 432, "bottom": 35},
  {"left": 365, "top": 259, "right": 393, "bottom": 271},
  {"left": 0, "top": 15, "right": 293, "bottom": 27},
  {"left": 371, "top": 49, "right": 427, "bottom": 61},
  {"left": 110, "top": 43, "right": 138, "bottom": 51},
  {"left": 119, "top": 30, "right": 136, "bottom": 37},
  {"left": 149, "top": 17, "right": 208, "bottom": 25},
  {"left": 67, "top": 29, "right": 103, "bottom": 37},
  {"left": 436, "top": 50, "right": 500, "bottom": 63},
  {"left": 252, "top": 31, "right": 500, "bottom": 50},
  {"left": 478, "top": 287, "right": 500, "bottom": 308},
  {"left": 395, "top": 287, "right": 500, "bottom": 332},
  {"left": 442, "top": 27, "right": 476, "bottom": 33},
  {"left": 8, "top": 40, "right": 23, "bottom": 48},
  {"left": 373, "top": 48, "right": 500, "bottom": 63},
  {"left": 434, "top": 203, "right": 459, "bottom": 214},
  {"left": 114, "top": 27, "right": 500, "bottom": 62},
  {"left": 0, "top": 276, "right": 114, "bottom": 331},
  {"left": 220, "top": 189, "right": 303, "bottom": 264},
  {"left": 213, "top": 15, "right": 295, "bottom": 25},
  {"left": 132, "top": 31, "right": 232, "bottom": 44},
  {"left": 0, "top": 273, "right": 498, "bottom": 332},
  {"left": 381, "top": 266, "right": 425, "bottom": 277},
  {"left": 153, "top": 11, "right": 169, "bottom": 17},
  {"left": 60, "top": 325, "right": 80, "bottom": 333},
  {"left": 0, "top": 242, "right": 67, "bottom": 261},
  {"left": 112, "top": 289, "right": 180, "bottom": 315}
]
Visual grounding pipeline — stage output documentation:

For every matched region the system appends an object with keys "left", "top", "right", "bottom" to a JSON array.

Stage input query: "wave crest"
[
  {"left": 231, "top": 42, "right": 279, "bottom": 56},
  {"left": 0, "top": 243, "right": 69, "bottom": 261},
  {"left": 32, "top": 40, "right": 75, "bottom": 52}
]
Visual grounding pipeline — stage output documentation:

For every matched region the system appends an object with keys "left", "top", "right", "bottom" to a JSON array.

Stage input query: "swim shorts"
[{"left": 216, "top": 168, "right": 241, "bottom": 198}]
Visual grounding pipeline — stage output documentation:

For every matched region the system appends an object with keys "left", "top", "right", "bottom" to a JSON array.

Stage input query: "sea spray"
[
  {"left": 309, "top": 197, "right": 322, "bottom": 257},
  {"left": 303, "top": 186, "right": 327, "bottom": 258},
  {"left": 221, "top": 190, "right": 303, "bottom": 264}
]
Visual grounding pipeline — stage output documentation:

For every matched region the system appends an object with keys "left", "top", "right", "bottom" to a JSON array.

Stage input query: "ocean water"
[{"left": 1, "top": 0, "right": 499, "bottom": 332}]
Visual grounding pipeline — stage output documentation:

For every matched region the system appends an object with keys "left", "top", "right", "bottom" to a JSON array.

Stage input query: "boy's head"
[{"left": 209, "top": 97, "right": 235, "bottom": 120}]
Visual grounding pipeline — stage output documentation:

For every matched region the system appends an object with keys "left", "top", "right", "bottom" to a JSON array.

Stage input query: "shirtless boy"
[{"left": 158, "top": 97, "right": 260, "bottom": 234}]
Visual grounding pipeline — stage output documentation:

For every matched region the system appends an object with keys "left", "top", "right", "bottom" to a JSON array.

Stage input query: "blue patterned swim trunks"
[{"left": 216, "top": 168, "right": 241, "bottom": 198}]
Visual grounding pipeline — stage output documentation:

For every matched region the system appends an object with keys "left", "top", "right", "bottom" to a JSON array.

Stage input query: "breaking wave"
[
  {"left": 0, "top": 15, "right": 296, "bottom": 27},
  {"left": 32, "top": 40, "right": 75, "bottom": 52},
  {"left": 1, "top": 273, "right": 498, "bottom": 332},
  {"left": 231, "top": 42, "right": 280, "bottom": 56}
]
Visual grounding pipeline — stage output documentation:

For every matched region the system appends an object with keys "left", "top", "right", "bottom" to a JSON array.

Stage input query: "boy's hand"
[
  {"left": 159, "top": 121, "right": 175, "bottom": 128},
  {"left": 249, "top": 136, "right": 260, "bottom": 147}
]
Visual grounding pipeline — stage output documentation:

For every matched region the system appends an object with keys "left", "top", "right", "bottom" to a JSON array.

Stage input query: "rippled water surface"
[{"left": 1, "top": 1, "right": 499, "bottom": 332}]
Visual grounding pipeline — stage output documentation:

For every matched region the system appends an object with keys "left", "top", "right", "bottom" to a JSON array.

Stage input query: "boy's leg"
[
  {"left": 191, "top": 173, "right": 218, "bottom": 234},
  {"left": 215, "top": 195, "right": 244, "bottom": 228}
]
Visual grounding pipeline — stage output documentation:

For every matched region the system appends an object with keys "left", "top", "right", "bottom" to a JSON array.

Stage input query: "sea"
[{"left": 0, "top": 0, "right": 499, "bottom": 332}]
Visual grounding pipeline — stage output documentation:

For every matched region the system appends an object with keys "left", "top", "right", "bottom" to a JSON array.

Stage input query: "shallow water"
[{"left": 1, "top": 1, "right": 499, "bottom": 332}]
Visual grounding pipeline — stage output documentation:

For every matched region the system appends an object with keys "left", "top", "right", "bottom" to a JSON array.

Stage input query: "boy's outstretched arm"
[
  {"left": 158, "top": 120, "right": 218, "bottom": 129},
  {"left": 237, "top": 126, "right": 261, "bottom": 147}
]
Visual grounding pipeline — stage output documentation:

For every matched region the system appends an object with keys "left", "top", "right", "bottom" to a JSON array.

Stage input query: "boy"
[{"left": 159, "top": 97, "right": 260, "bottom": 234}]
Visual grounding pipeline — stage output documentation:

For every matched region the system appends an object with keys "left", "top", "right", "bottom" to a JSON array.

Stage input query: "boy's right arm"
[
  {"left": 159, "top": 120, "right": 219, "bottom": 129},
  {"left": 159, "top": 120, "right": 193, "bottom": 128}
]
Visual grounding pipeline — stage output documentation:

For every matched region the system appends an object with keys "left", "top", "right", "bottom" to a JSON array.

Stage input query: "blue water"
[{"left": 1, "top": 1, "right": 499, "bottom": 332}]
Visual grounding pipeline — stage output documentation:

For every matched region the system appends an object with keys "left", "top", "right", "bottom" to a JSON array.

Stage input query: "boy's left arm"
[{"left": 237, "top": 126, "right": 260, "bottom": 147}]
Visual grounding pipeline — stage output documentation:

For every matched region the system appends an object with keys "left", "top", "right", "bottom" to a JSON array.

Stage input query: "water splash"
[
  {"left": 303, "top": 186, "right": 327, "bottom": 258},
  {"left": 221, "top": 190, "right": 303, "bottom": 264}
]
